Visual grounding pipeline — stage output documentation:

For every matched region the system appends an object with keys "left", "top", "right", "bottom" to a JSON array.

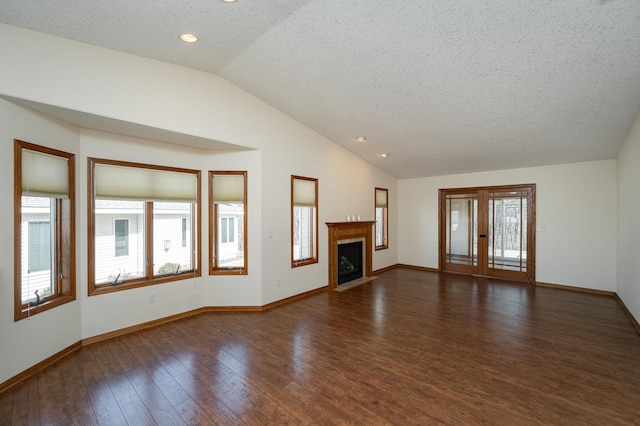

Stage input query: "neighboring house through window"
[
  {"left": 14, "top": 140, "right": 76, "bottom": 321},
  {"left": 291, "top": 175, "right": 318, "bottom": 267},
  {"left": 28, "top": 220, "right": 51, "bottom": 273},
  {"left": 114, "top": 219, "right": 129, "bottom": 257},
  {"left": 181, "top": 217, "right": 187, "bottom": 248}
]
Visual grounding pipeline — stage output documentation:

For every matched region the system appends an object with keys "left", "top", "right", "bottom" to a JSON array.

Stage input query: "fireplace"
[
  {"left": 338, "top": 241, "right": 363, "bottom": 284},
  {"left": 326, "top": 221, "right": 375, "bottom": 289}
]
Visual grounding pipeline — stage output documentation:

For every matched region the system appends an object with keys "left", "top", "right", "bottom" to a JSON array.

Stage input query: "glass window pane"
[
  {"left": 153, "top": 202, "right": 194, "bottom": 276},
  {"left": 216, "top": 203, "right": 245, "bottom": 269},
  {"left": 293, "top": 206, "right": 314, "bottom": 261},
  {"left": 95, "top": 199, "right": 145, "bottom": 284},
  {"left": 376, "top": 207, "right": 385, "bottom": 247},
  {"left": 21, "top": 197, "right": 55, "bottom": 303}
]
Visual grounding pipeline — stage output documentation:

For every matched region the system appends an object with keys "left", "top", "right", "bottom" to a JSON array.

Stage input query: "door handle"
[{"left": 479, "top": 234, "right": 486, "bottom": 238}]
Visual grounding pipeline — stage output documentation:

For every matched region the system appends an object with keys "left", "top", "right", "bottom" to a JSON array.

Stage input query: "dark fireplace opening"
[{"left": 338, "top": 241, "right": 363, "bottom": 284}]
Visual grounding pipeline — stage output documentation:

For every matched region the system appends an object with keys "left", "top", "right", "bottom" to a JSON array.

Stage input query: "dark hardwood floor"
[{"left": 2, "top": 268, "right": 640, "bottom": 425}]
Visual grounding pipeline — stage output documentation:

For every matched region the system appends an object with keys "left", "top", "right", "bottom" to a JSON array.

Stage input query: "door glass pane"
[
  {"left": 488, "top": 191, "right": 527, "bottom": 272},
  {"left": 445, "top": 193, "right": 478, "bottom": 267}
]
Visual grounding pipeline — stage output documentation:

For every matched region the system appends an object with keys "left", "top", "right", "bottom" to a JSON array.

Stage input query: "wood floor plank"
[
  {"left": 75, "top": 346, "right": 128, "bottom": 426},
  {"left": 0, "top": 387, "right": 14, "bottom": 425},
  {"left": 11, "top": 380, "right": 39, "bottom": 426},
  {"left": 1, "top": 269, "right": 639, "bottom": 424},
  {"left": 55, "top": 354, "right": 98, "bottom": 425},
  {"left": 90, "top": 342, "right": 138, "bottom": 403},
  {"left": 36, "top": 364, "right": 72, "bottom": 426}
]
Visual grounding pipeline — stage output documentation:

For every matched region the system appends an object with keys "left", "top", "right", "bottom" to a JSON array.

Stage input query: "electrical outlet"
[
  {"left": 148, "top": 293, "right": 156, "bottom": 304},
  {"left": 276, "top": 278, "right": 281, "bottom": 287}
]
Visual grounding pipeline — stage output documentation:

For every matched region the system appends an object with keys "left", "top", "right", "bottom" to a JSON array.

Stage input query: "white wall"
[
  {"left": 0, "top": 24, "right": 397, "bottom": 383},
  {"left": 617, "top": 112, "right": 640, "bottom": 321},
  {"left": 77, "top": 130, "right": 214, "bottom": 338},
  {"left": 398, "top": 160, "right": 618, "bottom": 291},
  {"left": 0, "top": 99, "right": 82, "bottom": 384}
]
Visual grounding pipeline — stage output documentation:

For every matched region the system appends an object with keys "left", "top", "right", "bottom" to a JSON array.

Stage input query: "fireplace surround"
[{"left": 326, "top": 221, "right": 375, "bottom": 289}]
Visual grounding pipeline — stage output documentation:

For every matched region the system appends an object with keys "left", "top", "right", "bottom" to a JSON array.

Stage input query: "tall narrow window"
[
  {"left": 291, "top": 175, "right": 318, "bottom": 267},
  {"left": 88, "top": 159, "right": 201, "bottom": 294},
  {"left": 375, "top": 187, "right": 388, "bottom": 250},
  {"left": 14, "top": 140, "right": 76, "bottom": 321},
  {"left": 209, "top": 171, "right": 247, "bottom": 275}
]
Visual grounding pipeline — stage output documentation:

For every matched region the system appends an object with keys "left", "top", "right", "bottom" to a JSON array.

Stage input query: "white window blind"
[
  {"left": 22, "top": 149, "right": 69, "bottom": 199},
  {"left": 293, "top": 178, "right": 316, "bottom": 207},
  {"left": 212, "top": 174, "right": 244, "bottom": 204},
  {"left": 375, "top": 188, "right": 388, "bottom": 208},
  {"left": 95, "top": 164, "right": 197, "bottom": 202}
]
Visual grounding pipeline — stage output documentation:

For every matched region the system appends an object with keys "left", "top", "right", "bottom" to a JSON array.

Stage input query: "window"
[
  {"left": 14, "top": 140, "right": 76, "bottom": 321},
  {"left": 291, "top": 175, "right": 318, "bottom": 267},
  {"left": 114, "top": 219, "right": 129, "bottom": 257},
  {"left": 88, "top": 158, "right": 201, "bottom": 295},
  {"left": 209, "top": 171, "right": 247, "bottom": 274},
  {"left": 375, "top": 187, "right": 388, "bottom": 250}
]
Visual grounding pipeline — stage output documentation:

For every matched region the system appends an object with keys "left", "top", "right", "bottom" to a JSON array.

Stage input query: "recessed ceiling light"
[
  {"left": 221, "top": 0, "right": 237, "bottom": 2},
  {"left": 179, "top": 33, "right": 199, "bottom": 43},
  {"left": 356, "top": 136, "right": 366, "bottom": 143},
  {"left": 379, "top": 153, "right": 389, "bottom": 158}
]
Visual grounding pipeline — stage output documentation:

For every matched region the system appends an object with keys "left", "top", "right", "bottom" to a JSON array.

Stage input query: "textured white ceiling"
[{"left": 1, "top": 0, "right": 639, "bottom": 178}]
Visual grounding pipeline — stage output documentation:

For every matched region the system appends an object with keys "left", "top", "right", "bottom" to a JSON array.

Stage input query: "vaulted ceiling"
[{"left": 1, "top": 0, "right": 639, "bottom": 178}]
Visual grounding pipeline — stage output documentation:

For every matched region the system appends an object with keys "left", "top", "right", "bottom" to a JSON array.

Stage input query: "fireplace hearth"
[{"left": 338, "top": 241, "right": 363, "bottom": 284}]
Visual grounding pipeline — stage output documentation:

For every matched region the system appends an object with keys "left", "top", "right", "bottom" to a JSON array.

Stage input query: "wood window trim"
[
  {"left": 14, "top": 140, "right": 76, "bottom": 321},
  {"left": 375, "top": 187, "right": 389, "bottom": 251},
  {"left": 208, "top": 170, "right": 248, "bottom": 276},
  {"left": 87, "top": 158, "right": 202, "bottom": 296},
  {"left": 291, "top": 175, "right": 319, "bottom": 268}
]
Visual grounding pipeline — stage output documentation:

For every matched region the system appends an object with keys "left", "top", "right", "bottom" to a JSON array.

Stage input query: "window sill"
[
  {"left": 16, "top": 294, "right": 76, "bottom": 321},
  {"left": 89, "top": 271, "right": 200, "bottom": 296},
  {"left": 292, "top": 258, "right": 318, "bottom": 268},
  {"left": 211, "top": 268, "right": 247, "bottom": 276}
]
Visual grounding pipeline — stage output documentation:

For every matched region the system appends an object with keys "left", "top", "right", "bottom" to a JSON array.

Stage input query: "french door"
[{"left": 439, "top": 184, "right": 535, "bottom": 283}]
